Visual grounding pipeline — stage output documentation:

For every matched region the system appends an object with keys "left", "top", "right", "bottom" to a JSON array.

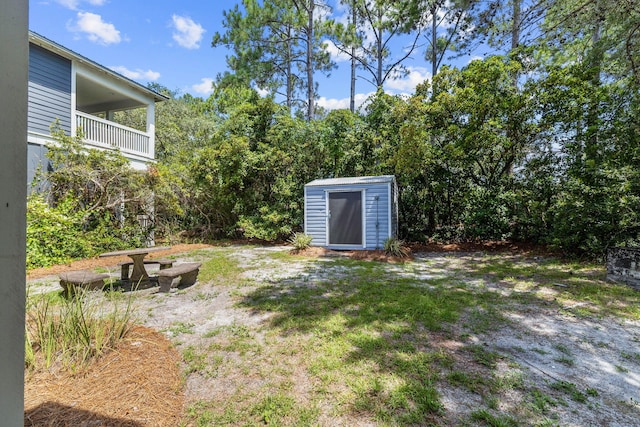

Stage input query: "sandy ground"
[{"left": 26, "top": 245, "right": 640, "bottom": 426}]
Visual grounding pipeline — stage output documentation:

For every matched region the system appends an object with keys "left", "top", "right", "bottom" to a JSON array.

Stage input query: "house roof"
[
  {"left": 28, "top": 30, "right": 168, "bottom": 103},
  {"left": 305, "top": 175, "right": 396, "bottom": 187}
]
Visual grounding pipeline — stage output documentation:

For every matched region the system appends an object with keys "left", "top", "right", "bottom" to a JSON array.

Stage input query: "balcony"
[{"left": 76, "top": 111, "right": 152, "bottom": 159}]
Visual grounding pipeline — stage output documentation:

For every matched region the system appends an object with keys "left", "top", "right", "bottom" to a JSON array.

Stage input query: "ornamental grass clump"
[
  {"left": 25, "top": 287, "right": 134, "bottom": 372},
  {"left": 288, "top": 232, "right": 313, "bottom": 251},
  {"left": 383, "top": 237, "right": 410, "bottom": 258}
]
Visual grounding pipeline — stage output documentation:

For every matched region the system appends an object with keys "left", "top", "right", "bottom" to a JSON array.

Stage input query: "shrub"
[
  {"left": 461, "top": 187, "right": 514, "bottom": 241},
  {"left": 383, "top": 237, "right": 410, "bottom": 258},
  {"left": 288, "top": 232, "right": 313, "bottom": 251},
  {"left": 26, "top": 194, "right": 89, "bottom": 268},
  {"left": 27, "top": 124, "right": 154, "bottom": 268}
]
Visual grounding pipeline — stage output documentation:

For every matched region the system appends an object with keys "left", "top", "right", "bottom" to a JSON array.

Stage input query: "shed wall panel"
[
  {"left": 363, "top": 183, "right": 391, "bottom": 249},
  {"left": 304, "top": 186, "right": 327, "bottom": 247},
  {"left": 28, "top": 44, "right": 72, "bottom": 135}
]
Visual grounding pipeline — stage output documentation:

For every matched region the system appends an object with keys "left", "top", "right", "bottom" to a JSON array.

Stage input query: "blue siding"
[
  {"left": 304, "top": 186, "right": 327, "bottom": 247},
  {"left": 305, "top": 177, "right": 398, "bottom": 250},
  {"left": 28, "top": 44, "right": 71, "bottom": 135},
  {"left": 27, "top": 143, "right": 51, "bottom": 191},
  {"left": 363, "top": 184, "right": 391, "bottom": 249},
  {"left": 391, "top": 181, "right": 398, "bottom": 237}
]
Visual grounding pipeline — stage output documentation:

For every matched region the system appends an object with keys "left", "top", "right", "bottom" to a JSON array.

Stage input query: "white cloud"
[
  {"left": 323, "top": 39, "right": 351, "bottom": 63},
  {"left": 70, "top": 12, "right": 121, "bottom": 45},
  {"left": 171, "top": 15, "right": 205, "bottom": 49},
  {"left": 110, "top": 66, "right": 160, "bottom": 81},
  {"left": 317, "top": 91, "right": 376, "bottom": 111},
  {"left": 192, "top": 78, "right": 214, "bottom": 95},
  {"left": 385, "top": 66, "right": 431, "bottom": 93},
  {"left": 254, "top": 86, "right": 270, "bottom": 97},
  {"left": 55, "top": 0, "right": 107, "bottom": 10},
  {"left": 468, "top": 55, "right": 483, "bottom": 64}
]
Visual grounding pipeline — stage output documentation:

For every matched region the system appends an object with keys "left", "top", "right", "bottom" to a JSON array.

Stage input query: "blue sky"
[{"left": 29, "top": 0, "right": 482, "bottom": 110}]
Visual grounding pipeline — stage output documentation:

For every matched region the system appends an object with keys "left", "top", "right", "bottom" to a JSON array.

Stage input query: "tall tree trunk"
[
  {"left": 431, "top": 3, "right": 438, "bottom": 80},
  {"left": 376, "top": 7, "right": 383, "bottom": 87},
  {"left": 286, "top": 29, "right": 293, "bottom": 110},
  {"left": 585, "top": 2, "right": 604, "bottom": 162},
  {"left": 511, "top": 0, "right": 520, "bottom": 53},
  {"left": 506, "top": 0, "right": 522, "bottom": 177},
  {"left": 306, "top": 0, "right": 315, "bottom": 120},
  {"left": 350, "top": 1, "right": 356, "bottom": 113}
]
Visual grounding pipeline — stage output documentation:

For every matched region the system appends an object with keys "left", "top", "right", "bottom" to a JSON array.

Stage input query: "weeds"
[
  {"left": 167, "top": 321, "right": 195, "bottom": 336},
  {"left": 470, "top": 408, "right": 518, "bottom": 426},
  {"left": 550, "top": 381, "right": 589, "bottom": 403}
]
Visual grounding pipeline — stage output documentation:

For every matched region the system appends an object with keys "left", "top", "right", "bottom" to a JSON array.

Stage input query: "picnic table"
[{"left": 99, "top": 246, "right": 171, "bottom": 283}]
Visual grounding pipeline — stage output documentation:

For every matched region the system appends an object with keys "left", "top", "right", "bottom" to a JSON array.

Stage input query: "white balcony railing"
[{"left": 76, "top": 111, "right": 151, "bottom": 158}]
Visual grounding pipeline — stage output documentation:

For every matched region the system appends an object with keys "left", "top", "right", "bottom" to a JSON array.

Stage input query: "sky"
[{"left": 29, "top": 0, "right": 482, "bottom": 111}]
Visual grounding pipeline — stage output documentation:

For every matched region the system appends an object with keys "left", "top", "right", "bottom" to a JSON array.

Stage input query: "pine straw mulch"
[
  {"left": 290, "top": 240, "right": 547, "bottom": 263},
  {"left": 25, "top": 244, "right": 214, "bottom": 426},
  {"left": 24, "top": 325, "right": 184, "bottom": 427},
  {"left": 291, "top": 246, "right": 412, "bottom": 263}
]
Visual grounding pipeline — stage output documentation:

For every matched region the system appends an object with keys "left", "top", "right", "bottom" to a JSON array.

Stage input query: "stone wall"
[{"left": 606, "top": 247, "right": 640, "bottom": 290}]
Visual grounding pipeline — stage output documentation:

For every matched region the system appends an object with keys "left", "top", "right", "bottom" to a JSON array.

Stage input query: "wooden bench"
[
  {"left": 156, "top": 262, "right": 201, "bottom": 293},
  {"left": 118, "top": 259, "right": 173, "bottom": 280},
  {"left": 59, "top": 270, "right": 110, "bottom": 295}
]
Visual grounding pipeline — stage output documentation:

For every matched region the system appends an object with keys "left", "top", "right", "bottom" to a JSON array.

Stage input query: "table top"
[{"left": 99, "top": 246, "right": 171, "bottom": 258}]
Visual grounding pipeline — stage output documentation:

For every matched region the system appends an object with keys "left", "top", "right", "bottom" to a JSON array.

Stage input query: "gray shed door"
[{"left": 328, "top": 191, "right": 362, "bottom": 245}]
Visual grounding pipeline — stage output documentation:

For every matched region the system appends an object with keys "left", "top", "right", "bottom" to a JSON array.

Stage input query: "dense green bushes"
[
  {"left": 27, "top": 127, "right": 157, "bottom": 268},
  {"left": 29, "top": 54, "right": 640, "bottom": 263},
  {"left": 174, "top": 58, "right": 638, "bottom": 256}
]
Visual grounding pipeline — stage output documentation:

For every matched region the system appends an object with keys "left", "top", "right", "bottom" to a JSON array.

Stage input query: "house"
[
  {"left": 304, "top": 175, "right": 398, "bottom": 250},
  {"left": 27, "top": 31, "right": 167, "bottom": 186}
]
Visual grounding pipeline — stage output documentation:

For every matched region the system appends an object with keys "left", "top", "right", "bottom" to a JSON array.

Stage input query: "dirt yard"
[{"left": 25, "top": 244, "right": 640, "bottom": 426}]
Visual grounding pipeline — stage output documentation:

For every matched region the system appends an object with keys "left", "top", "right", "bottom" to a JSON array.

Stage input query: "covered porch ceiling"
[{"left": 76, "top": 74, "right": 148, "bottom": 114}]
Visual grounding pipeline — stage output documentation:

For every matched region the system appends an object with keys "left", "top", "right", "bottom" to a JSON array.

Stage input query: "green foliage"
[
  {"left": 27, "top": 125, "right": 155, "bottom": 268},
  {"left": 288, "top": 232, "right": 313, "bottom": 250},
  {"left": 25, "top": 288, "right": 133, "bottom": 371},
  {"left": 462, "top": 187, "right": 514, "bottom": 241},
  {"left": 470, "top": 408, "right": 518, "bottom": 427},
  {"left": 27, "top": 194, "right": 89, "bottom": 268}
]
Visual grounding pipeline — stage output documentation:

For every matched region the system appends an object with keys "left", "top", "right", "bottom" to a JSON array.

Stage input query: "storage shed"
[{"left": 304, "top": 175, "right": 398, "bottom": 250}]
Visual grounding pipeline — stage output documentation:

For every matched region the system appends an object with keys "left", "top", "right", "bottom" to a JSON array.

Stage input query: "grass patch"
[
  {"left": 198, "top": 249, "right": 243, "bottom": 284},
  {"left": 250, "top": 393, "right": 296, "bottom": 425},
  {"left": 447, "top": 370, "right": 490, "bottom": 393},
  {"left": 468, "top": 344, "right": 501, "bottom": 369},
  {"left": 470, "top": 408, "right": 519, "bottom": 426},
  {"left": 458, "top": 255, "right": 640, "bottom": 319},
  {"left": 553, "top": 355, "right": 575, "bottom": 367},
  {"left": 530, "top": 388, "right": 558, "bottom": 414},
  {"left": 182, "top": 345, "right": 223, "bottom": 377},
  {"left": 235, "top": 257, "right": 493, "bottom": 424},
  {"left": 166, "top": 321, "right": 195, "bottom": 336},
  {"left": 550, "top": 381, "right": 589, "bottom": 403}
]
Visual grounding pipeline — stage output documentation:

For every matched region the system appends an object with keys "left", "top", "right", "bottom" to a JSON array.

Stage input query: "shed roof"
[{"left": 305, "top": 175, "right": 396, "bottom": 187}]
